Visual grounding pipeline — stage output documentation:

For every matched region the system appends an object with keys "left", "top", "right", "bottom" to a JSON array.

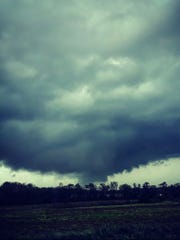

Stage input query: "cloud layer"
[{"left": 0, "top": 0, "right": 180, "bottom": 182}]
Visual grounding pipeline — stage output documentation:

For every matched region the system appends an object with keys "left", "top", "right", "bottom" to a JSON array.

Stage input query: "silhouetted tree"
[{"left": 0, "top": 181, "right": 179, "bottom": 205}]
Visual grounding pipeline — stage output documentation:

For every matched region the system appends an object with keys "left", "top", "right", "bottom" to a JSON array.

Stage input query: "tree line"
[{"left": 0, "top": 181, "right": 180, "bottom": 205}]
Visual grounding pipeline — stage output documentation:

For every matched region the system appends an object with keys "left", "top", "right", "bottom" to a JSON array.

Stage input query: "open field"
[{"left": 0, "top": 201, "right": 180, "bottom": 239}]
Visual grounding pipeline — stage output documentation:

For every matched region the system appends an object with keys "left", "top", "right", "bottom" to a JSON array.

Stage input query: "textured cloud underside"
[{"left": 0, "top": 0, "right": 180, "bottom": 182}]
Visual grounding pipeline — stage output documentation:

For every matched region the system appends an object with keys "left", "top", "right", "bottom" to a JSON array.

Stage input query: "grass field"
[{"left": 0, "top": 201, "right": 180, "bottom": 239}]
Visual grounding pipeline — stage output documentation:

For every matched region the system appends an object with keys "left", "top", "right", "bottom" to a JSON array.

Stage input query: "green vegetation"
[{"left": 0, "top": 202, "right": 180, "bottom": 239}]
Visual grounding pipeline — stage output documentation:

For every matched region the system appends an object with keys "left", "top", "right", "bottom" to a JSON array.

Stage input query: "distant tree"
[
  {"left": 67, "top": 184, "right": 74, "bottom": 189},
  {"left": 85, "top": 183, "right": 96, "bottom": 191},
  {"left": 99, "top": 183, "right": 110, "bottom": 200},
  {"left": 99, "top": 183, "right": 110, "bottom": 192},
  {"left": 159, "top": 182, "right": 167, "bottom": 188},
  {"left": 0, "top": 181, "right": 180, "bottom": 205},
  {"left": 143, "top": 182, "right": 150, "bottom": 189},
  {"left": 119, "top": 184, "right": 132, "bottom": 200},
  {"left": 158, "top": 182, "right": 168, "bottom": 200},
  {"left": 110, "top": 181, "right": 118, "bottom": 191}
]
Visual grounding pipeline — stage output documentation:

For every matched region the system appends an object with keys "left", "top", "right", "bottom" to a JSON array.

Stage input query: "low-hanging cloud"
[{"left": 0, "top": 0, "right": 180, "bottom": 182}]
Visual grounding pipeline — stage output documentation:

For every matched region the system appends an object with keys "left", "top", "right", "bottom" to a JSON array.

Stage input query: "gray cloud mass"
[{"left": 0, "top": 0, "right": 180, "bottom": 182}]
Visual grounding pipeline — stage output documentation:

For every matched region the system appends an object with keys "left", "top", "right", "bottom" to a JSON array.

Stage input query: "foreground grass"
[{"left": 0, "top": 202, "right": 180, "bottom": 239}]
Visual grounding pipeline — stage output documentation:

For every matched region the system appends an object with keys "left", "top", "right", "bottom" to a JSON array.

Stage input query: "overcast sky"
[{"left": 0, "top": 0, "right": 180, "bottom": 185}]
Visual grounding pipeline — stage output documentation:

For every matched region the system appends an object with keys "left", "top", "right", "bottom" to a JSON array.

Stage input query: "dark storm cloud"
[{"left": 0, "top": 0, "right": 180, "bottom": 182}]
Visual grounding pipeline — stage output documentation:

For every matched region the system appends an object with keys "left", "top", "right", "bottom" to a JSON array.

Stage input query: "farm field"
[{"left": 0, "top": 201, "right": 180, "bottom": 240}]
